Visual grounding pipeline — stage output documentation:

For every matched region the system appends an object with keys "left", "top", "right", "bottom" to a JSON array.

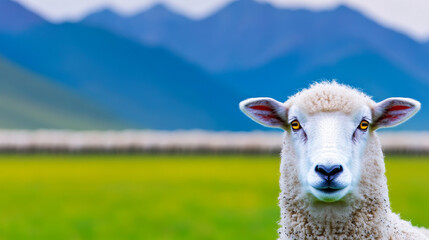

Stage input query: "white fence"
[{"left": 0, "top": 130, "right": 427, "bottom": 153}]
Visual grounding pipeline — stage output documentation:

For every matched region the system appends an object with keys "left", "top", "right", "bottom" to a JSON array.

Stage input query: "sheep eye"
[
  {"left": 291, "top": 120, "right": 301, "bottom": 130},
  {"left": 358, "top": 120, "right": 369, "bottom": 130}
]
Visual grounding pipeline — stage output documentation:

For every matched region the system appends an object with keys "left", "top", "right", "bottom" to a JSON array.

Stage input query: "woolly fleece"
[{"left": 277, "top": 82, "right": 428, "bottom": 240}]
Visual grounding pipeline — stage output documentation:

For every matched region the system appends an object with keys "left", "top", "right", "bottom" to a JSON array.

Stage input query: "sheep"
[{"left": 239, "top": 81, "right": 428, "bottom": 240}]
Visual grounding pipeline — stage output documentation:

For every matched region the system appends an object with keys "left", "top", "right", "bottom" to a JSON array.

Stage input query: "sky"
[{"left": 13, "top": 0, "right": 429, "bottom": 42}]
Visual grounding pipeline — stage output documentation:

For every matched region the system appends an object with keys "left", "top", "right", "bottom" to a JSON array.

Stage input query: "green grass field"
[{"left": 0, "top": 154, "right": 427, "bottom": 240}]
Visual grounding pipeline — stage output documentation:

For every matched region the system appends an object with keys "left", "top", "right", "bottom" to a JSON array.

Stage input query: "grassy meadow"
[{"left": 0, "top": 154, "right": 427, "bottom": 239}]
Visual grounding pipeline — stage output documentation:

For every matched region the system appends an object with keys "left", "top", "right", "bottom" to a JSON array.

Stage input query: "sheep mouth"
[
  {"left": 310, "top": 184, "right": 349, "bottom": 202},
  {"left": 313, "top": 184, "right": 346, "bottom": 194},
  {"left": 319, "top": 187, "right": 341, "bottom": 194}
]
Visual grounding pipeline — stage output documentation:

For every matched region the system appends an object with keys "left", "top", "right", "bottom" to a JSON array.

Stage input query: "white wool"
[{"left": 285, "top": 81, "right": 375, "bottom": 114}]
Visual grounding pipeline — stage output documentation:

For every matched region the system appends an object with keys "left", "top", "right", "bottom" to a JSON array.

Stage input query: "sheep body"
[{"left": 274, "top": 82, "right": 428, "bottom": 239}]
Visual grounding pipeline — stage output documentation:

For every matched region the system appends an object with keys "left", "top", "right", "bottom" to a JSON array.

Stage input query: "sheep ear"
[
  {"left": 372, "top": 97, "right": 421, "bottom": 129},
  {"left": 239, "top": 97, "right": 287, "bottom": 129}
]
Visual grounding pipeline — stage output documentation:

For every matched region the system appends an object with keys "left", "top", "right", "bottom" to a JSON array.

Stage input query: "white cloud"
[
  {"left": 13, "top": 0, "right": 154, "bottom": 21},
  {"left": 12, "top": 0, "right": 233, "bottom": 21},
  {"left": 13, "top": 0, "right": 429, "bottom": 41}
]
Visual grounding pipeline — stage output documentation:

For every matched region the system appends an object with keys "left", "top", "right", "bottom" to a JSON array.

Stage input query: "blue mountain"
[
  {"left": 0, "top": 0, "right": 45, "bottom": 32},
  {"left": 0, "top": 23, "right": 251, "bottom": 130},
  {"left": 81, "top": 0, "right": 429, "bottom": 130},
  {"left": 0, "top": 55, "right": 127, "bottom": 129},
  {"left": 83, "top": 5, "right": 190, "bottom": 45},
  {"left": 82, "top": 0, "right": 429, "bottom": 84}
]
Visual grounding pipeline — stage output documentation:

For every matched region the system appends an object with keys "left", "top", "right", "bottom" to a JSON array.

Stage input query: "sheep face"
[
  {"left": 287, "top": 105, "right": 372, "bottom": 202},
  {"left": 240, "top": 82, "right": 421, "bottom": 203}
]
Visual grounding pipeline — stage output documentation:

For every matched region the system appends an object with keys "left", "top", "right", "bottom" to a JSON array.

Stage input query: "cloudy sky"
[{"left": 13, "top": 0, "right": 429, "bottom": 42}]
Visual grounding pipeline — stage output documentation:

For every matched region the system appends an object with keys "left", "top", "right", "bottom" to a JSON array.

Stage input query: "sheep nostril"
[
  {"left": 330, "top": 165, "right": 343, "bottom": 175},
  {"left": 315, "top": 164, "right": 343, "bottom": 181}
]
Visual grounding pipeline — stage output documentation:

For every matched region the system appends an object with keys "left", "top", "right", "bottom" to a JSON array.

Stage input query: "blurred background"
[{"left": 0, "top": 0, "right": 428, "bottom": 239}]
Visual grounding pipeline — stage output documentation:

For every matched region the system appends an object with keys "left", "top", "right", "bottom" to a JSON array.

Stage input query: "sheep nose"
[{"left": 315, "top": 164, "right": 343, "bottom": 181}]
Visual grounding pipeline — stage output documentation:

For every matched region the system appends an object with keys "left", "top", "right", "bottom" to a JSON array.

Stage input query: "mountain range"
[
  {"left": 0, "top": 0, "right": 427, "bottom": 130},
  {"left": 83, "top": 1, "right": 429, "bottom": 81},
  {"left": 0, "top": 0, "right": 45, "bottom": 32},
  {"left": 0, "top": 23, "right": 251, "bottom": 130}
]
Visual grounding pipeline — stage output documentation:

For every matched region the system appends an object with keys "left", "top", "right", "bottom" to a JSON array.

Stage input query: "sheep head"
[{"left": 239, "top": 82, "right": 420, "bottom": 203}]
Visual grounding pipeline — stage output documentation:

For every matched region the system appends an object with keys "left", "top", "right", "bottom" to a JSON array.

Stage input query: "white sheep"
[{"left": 240, "top": 81, "right": 429, "bottom": 239}]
